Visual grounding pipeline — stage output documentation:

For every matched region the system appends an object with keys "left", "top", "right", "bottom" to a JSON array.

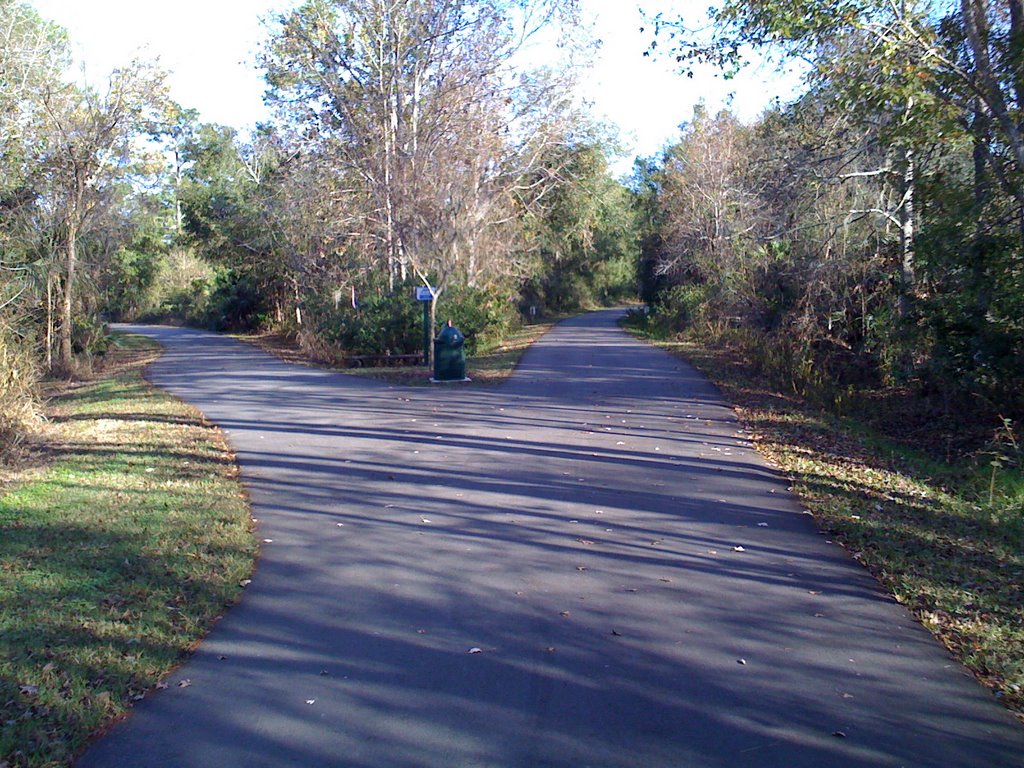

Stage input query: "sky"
[{"left": 30, "top": 0, "right": 804, "bottom": 174}]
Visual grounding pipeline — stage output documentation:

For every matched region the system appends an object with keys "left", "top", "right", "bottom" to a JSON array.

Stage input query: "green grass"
[
  {"left": 624, "top": 318, "right": 1024, "bottom": 721},
  {"left": 0, "top": 335, "right": 256, "bottom": 767}
]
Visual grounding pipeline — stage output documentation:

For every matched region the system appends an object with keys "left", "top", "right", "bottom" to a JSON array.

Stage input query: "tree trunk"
[
  {"left": 428, "top": 294, "right": 437, "bottom": 365},
  {"left": 59, "top": 223, "right": 77, "bottom": 372},
  {"left": 45, "top": 273, "right": 54, "bottom": 371},
  {"left": 972, "top": 97, "right": 993, "bottom": 305},
  {"left": 973, "top": 98, "right": 991, "bottom": 215},
  {"left": 961, "top": 0, "right": 1024, "bottom": 209},
  {"left": 174, "top": 148, "right": 184, "bottom": 236},
  {"left": 1013, "top": 0, "right": 1024, "bottom": 244},
  {"left": 898, "top": 147, "right": 915, "bottom": 319},
  {"left": 1009, "top": 0, "right": 1024, "bottom": 129},
  {"left": 467, "top": 244, "right": 477, "bottom": 288}
]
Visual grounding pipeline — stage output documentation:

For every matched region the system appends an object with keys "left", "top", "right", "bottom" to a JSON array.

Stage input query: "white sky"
[{"left": 30, "top": 0, "right": 803, "bottom": 175}]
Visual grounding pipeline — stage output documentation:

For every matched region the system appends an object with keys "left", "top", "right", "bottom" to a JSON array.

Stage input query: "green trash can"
[{"left": 433, "top": 321, "right": 466, "bottom": 382}]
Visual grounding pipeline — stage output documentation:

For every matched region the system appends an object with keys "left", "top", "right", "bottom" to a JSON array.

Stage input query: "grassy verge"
[
  {"left": 623, "top": 318, "right": 1024, "bottom": 721},
  {"left": 240, "top": 320, "right": 558, "bottom": 386},
  {"left": 0, "top": 334, "right": 256, "bottom": 767}
]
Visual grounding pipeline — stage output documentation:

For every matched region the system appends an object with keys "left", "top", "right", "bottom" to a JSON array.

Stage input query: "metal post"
[{"left": 422, "top": 299, "right": 431, "bottom": 367}]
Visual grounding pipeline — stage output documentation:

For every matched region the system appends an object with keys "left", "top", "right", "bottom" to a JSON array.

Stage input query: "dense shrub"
[
  {"left": 101, "top": 248, "right": 166, "bottom": 321},
  {"left": 438, "top": 284, "right": 518, "bottom": 355},
  {"left": 71, "top": 316, "right": 109, "bottom": 357},
  {"left": 135, "top": 250, "right": 216, "bottom": 325},
  {"left": 302, "top": 279, "right": 519, "bottom": 359},
  {"left": 202, "top": 269, "right": 271, "bottom": 332},
  {"left": 304, "top": 281, "right": 420, "bottom": 359},
  {"left": 648, "top": 284, "right": 709, "bottom": 335}
]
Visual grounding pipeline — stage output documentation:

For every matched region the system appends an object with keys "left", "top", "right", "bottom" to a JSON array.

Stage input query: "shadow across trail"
[{"left": 78, "top": 310, "right": 1024, "bottom": 767}]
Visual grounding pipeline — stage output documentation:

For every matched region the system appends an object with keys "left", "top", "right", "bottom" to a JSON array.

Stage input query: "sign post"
[{"left": 414, "top": 286, "right": 435, "bottom": 366}]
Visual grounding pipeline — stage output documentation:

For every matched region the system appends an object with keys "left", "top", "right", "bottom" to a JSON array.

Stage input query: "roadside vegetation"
[{"left": 0, "top": 334, "right": 255, "bottom": 767}]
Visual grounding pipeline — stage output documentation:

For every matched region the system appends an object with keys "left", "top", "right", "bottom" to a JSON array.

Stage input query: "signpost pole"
[
  {"left": 415, "top": 285, "right": 435, "bottom": 367},
  {"left": 422, "top": 299, "right": 431, "bottom": 367}
]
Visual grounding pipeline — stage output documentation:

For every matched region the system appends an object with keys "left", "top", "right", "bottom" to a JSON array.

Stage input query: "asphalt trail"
[{"left": 79, "top": 309, "right": 1024, "bottom": 767}]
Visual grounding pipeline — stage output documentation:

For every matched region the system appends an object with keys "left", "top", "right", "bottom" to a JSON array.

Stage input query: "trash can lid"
[{"left": 437, "top": 321, "right": 464, "bottom": 344}]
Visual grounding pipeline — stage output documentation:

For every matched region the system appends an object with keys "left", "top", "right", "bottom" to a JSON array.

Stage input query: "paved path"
[{"left": 80, "top": 310, "right": 1023, "bottom": 767}]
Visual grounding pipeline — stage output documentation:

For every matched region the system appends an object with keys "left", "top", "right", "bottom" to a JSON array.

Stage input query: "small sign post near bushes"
[{"left": 414, "top": 285, "right": 435, "bottom": 366}]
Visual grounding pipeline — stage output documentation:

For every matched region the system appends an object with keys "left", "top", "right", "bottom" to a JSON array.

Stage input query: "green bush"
[
  {"left": 71, "top": 316, "right": 109, "bottom": 357},
  {"left": 101, "top": 248, "right": 166, "bottom": 321},
  {"left": 201, "top": 269, "right": 271, "bottom": 332},
  {"left": 136, "top": 250, "right": 216, "bottom": 325},
  {"left": 138, "top": 257, "right": 271, "bottom": 333},
  {"left": 303, "top": 279, "right": 518, "bottom": 359},
  {"left": 306, "top": 280, "right": 421, "bottom": 357},
  {"left": 439, "top": 284, "right": 518, "bottom": 355},
  {"left": 649, "top": 283, "right": 710, "bottom": 335},
  {"left": 592, "top": 254, "right": 638, "bottom": 305}
]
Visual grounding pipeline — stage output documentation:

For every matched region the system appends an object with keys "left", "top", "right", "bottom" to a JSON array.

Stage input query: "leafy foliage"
[
  {"left": 521, "top": 142, "right": 640, "bottom": 313},
  {"left": 639, "top": 1, "right": 1024, "bottom": 426},
  {"left": 302, "top": 276, "right": 519, "bottom": 359}
]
